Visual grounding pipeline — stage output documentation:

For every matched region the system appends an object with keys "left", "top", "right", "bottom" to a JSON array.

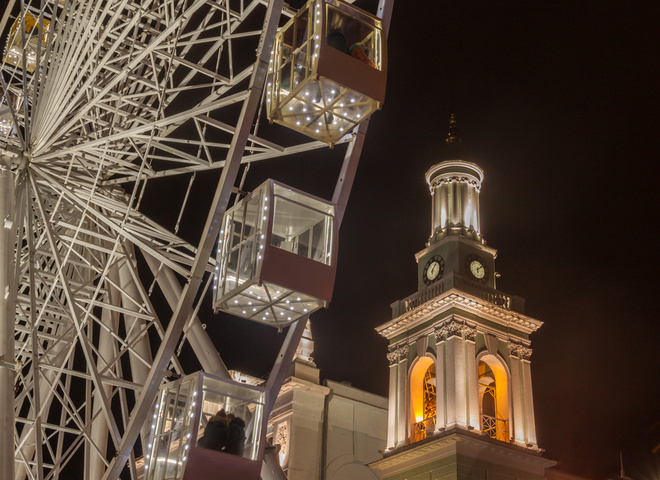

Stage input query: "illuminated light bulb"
[
  {"left": 297, "top": 297, "right": 301, "bottom": 301},
  {"left": 339, "top": 103, "right": 344, "bottom": 107},
  {"left": 187, "top": 434, "right": 191, "bottom": 438},
  {"left": 340, "top": 127, "right": 344, "bottom": 132},
  {"left": 267, "top": 82, "right": 271, "bottom": 87},
  {"left": 296, "top": 121, "right": 301, "bottom": 125},
  {"left": 314, "top": 53, "right": 318, "bottom": 57},
  {"left": 317, "top": 19, "right": 320, "bottom": 23},
  {"left": 257, "top": 296, "right": 261, "bottom": 299},
  {"left": 249, "top": 291, "right": 253, "bottom": 295},
  {"left": 248, "top": 301, "right": 252, "bottom": 305},
  {"left": 264, "top": 206, "right": 268, "bottom": 210},
  {"left": 153, "top": 414, "right": 157, "bottom": 418},
  {"left": 316, "top": 129, "right": 320, "bottom": 133},
  {"left": 333, "top": 121, "right": 337, "bottom": 125},
  {"left": 286, "top": 300, "right": 290, "bottom": 304},
  {"left": 304, "top": 91, "right": 309, "bottom": 96},
  {"left": 242, "top": 310, "right": 246, "bottom": 314},
  {"left": 183, "top": 457, "right": 187, "bottom": 462},
  {"left": 276, "top": 290, "right": 281, "bottom": 294},
  {"left": 327, "top": 98, "right": 331, "bottom": 102},
  {"left": 265, "top": 312, "right": 269, "bottom": 315},
  {"left": 260, "top": 245, "right": 263, "bottom": 249},
  {"left": 190, "top": 413, "right": 194, "bottom": 417},
  {"left": 290, "top": 306, "right": 294, "bottom": 310},
  {"left": 288, "top": 317, "right": 292, "bottom": 321},
  {"left": 258, "top": 255, "right": 262, "bottom": 259},
  {"left": 253, "top": 308, "right": 257, "bottom": 312},
  {"left": 306, "top": 117, "right": 311, "bottom": 121},
  {"left": 280, "top": 312, "right": 284, "bottom": 315},
  {"left": 318, "top": 121, "right": 323, "bottom": 125},
  {"left": 351, "top": 98, "right": 356, "bottom": 103},
  {"left": 331, "top": 89, "right": 336, "bottom": 94},
  {"left": 304, "top": 308, "right": 308, "bottom": 312},
  {"left": 234, "top": 300, "right": 238, "bottom": 303},
  {"left": 289, "top": 106, "right": 293, "bottom": 110},
  {"left": 302, "top": 107, "right": 307, "bottom": 112}
]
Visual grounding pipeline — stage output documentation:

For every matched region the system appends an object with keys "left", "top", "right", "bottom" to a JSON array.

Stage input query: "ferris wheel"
[{"left": 0, "top": 0, "right": 393, "bottom": 479}]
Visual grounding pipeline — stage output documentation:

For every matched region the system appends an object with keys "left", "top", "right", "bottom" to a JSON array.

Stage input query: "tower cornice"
[{"left": 377, "top": 274, "right": 542, "bottom": 340}]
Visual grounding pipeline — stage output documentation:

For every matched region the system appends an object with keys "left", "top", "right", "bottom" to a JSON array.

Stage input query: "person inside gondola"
[
  {"left": 224, "top": 414, "right": 246, "bottom": 456},
  {"left": 198, "top": 409, "right": 229, "bottom": 451}
]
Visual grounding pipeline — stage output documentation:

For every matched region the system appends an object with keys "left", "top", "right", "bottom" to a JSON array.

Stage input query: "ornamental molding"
[
  {"left": 434, "top": 317, "right": 477, "bottom": 341},
  {"left": 387, "top": 343, "right": 409, "bottom": 365},
  {"left": 377, "top": 287, "right": 543, "bottom": 340},
  {"left": 508, "top": 341, "right": 532, "bottom": 360},
  {"left": 430, "top": 176, "right": 481, "bottom": 191},
  {"left": 276, "top": 421, "right": 289, "bottom": 467}
]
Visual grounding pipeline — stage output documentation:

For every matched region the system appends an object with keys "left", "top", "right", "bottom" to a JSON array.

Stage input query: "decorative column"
[
  {"left": 433, "top": 331, "right": 447, "bottom": 431},
  {"left": 509, "top": 341, "right": 536, "bottom": 447},
  {"left": 463, "top": 326, "right": 479, "bottom": 430},
  {"left": 521, "top": 352, "right": 538, "bottom": 446},
  {"left": 0, "top": 154, "right": 15, "bottom": 480},
  {"left": 386, "top": 347, "right": 398, "bottom": 449},
  {"left": 436, "top": 319, "right": 467, "bottom": 428},
  {"left": 386, "top": 344, "right": 409, "bottom": 447}
]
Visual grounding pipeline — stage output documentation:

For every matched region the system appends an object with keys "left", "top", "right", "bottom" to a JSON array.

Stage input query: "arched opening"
[
  {"left": 477, "top": 355, "right": 510, "bottom": 443},
  {"left": 409, "top": 357, "right": 436, "bottom": 443}
]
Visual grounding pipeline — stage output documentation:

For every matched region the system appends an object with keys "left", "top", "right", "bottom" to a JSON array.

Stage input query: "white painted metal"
[{"left": 0, "top": 0, "right": 394, "bottom": 478}]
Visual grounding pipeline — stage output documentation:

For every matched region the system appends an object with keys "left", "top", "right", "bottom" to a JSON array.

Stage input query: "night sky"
[{"left": 192, "top": 0, "right": 660, "bottom": 479}]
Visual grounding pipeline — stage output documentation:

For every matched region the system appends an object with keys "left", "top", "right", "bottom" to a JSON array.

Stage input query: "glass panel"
[
  {"left": 145, "top": 377, "right": 197, "bottom": 480},
  {"left": 270, "top": 191, "right": 333, "bottom": 265},
  {"left": 215, "top": 186, "right": 267, "bottom": 302},
  {"left": 326, "top": 5, "right": 380, "bottom": 70}
]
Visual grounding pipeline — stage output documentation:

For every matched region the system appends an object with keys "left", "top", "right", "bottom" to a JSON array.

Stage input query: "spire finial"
[{"left": 445, "top": 113, "right": 461, "bottom": 146}]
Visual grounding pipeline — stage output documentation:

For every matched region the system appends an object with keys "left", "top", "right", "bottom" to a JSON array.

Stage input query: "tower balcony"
[
  {"left": 390, "top": 272, "right": 526, "bottom": 319},
  {"left": 411, "top": 417, "right": 436, "bottom": 444},
  {"left": 481, "top": 414, "right": 510, "bottom": 443}
]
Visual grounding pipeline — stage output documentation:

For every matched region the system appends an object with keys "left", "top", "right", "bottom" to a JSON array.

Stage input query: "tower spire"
[{"left": 445, "top": 112, "right": 461, "bottom": 147}]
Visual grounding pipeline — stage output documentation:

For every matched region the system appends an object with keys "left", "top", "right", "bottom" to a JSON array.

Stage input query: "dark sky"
[{"left": 200, "top": 0, "right": 660, "bottom": 479}]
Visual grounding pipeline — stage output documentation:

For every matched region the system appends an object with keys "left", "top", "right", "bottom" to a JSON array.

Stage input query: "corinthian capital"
[{"left": 508, "top": 341, "right": 532, "bottom": 360}]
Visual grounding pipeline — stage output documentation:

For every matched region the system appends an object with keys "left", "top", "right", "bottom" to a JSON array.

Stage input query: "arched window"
[
  {"left": 409, "top": 357, "right": 436, "bottom": 443},
  {"left": 477, "top": 355, "right": 510, "bottom": 442}
]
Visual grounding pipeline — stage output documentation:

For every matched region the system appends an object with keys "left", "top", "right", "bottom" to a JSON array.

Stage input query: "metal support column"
[{"left": 0, "top": 154, "right": 16, "bottom": 480}]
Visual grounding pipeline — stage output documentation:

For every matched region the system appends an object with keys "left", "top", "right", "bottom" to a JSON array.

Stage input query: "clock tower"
[{"left": 370, "top": 118, "right": 554, "bottom": 480}]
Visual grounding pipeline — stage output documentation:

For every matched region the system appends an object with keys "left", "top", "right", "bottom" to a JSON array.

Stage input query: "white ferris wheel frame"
[{"left": 0, "top": 0, "right": 394, "bottom": 479}]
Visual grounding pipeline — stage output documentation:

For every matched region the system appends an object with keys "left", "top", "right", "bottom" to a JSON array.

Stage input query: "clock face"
[
  {"left": 466, "top": 254, "right": 488, "bottom": 282},
  {"left": 423, "top": 255, "right": 444, "bottom": 286}
]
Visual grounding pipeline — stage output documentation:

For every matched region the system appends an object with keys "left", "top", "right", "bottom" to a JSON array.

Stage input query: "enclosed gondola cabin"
[
  {"left": 213, "top": 179, "right": 338, "bottom": 328},
  {"left": 3, "top": 10, "right": 49, "bottom": 73},
  {"left": 266, "top": 0, "right": 386, "bottom": 145},
  {"left": 143, "top": 372, "right": 267, "bottom": 480}
]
